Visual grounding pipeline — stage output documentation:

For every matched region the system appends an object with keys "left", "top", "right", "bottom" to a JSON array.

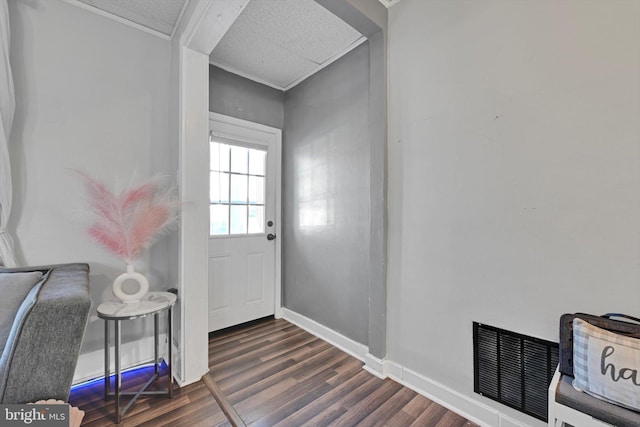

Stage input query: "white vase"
[{"left": 112, "top": 264, "right": 149, "bottom": 304}]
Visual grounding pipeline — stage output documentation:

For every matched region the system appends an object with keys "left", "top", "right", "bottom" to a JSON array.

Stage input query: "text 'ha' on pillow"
[{"left": 573, "top": 317, "right": 640, "bottom": 412}]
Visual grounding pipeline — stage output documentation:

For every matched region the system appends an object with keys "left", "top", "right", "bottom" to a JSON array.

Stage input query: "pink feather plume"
[{"left": 78, "top": 172, "right": 179, "bottom": 264}]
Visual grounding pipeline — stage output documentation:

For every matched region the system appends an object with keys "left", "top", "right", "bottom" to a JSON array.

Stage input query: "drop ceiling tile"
[
  {"left": 210, "top": 0, "right": 364, "bottom": 90},
  {"left": 77, "top": 0, "right": 187, "bottom": 36},
  {"left": 231, "top": 0, "right": 362, "bottom": 64},
  {"left": 212, "top": 31, "right": 318, "bottom": 89}
]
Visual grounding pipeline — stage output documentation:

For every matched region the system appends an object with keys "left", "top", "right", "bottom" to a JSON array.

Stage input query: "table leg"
[
  {"left": 154, "top": 313, "right": 159, "bottom": 375},
  {"left": 168, "top": 306, "right": 173, "bottom": 398},
  {"left": 104, "top": 319, "right": 110, "bottom": 400},
  {"left": 115, "top": 319, "right": 121, "bottom": 423}
]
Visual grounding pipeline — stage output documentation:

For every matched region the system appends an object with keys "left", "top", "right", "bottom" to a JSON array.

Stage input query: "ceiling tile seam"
[
  {"left": 61, "top": 0, "right": 172, "bottom": 40},
  {"left": 271, "top": 40, "right": 324, "bottom": 67},
  {"left": 265, "top": 29, "right": 361, "bottom": 66},
  {"left": 283, "top": 35, "right": 367, "bottom": 91},
  {"left": 209, "top": 60, "right": 287, "bottom": 92}
]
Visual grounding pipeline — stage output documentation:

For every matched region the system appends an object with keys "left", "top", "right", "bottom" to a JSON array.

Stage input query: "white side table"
[{"left": 97, "top": 291, "right": 176, "bottom": 423}]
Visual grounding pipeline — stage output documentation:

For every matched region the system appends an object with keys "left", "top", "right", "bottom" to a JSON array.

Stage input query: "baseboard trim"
[
  {"left": 384, "top": 360, "right": 497, "bottom": 427},
  {"left": 384, "top": 360, "right": 533, "bottom": 427},
  {"left": 282, "top": 308, "right": 368, "bottom": 362},
  {"left": 363, "top": 353, "right": 386, "bottom": 379},
  {"left": 73, "top": 333, "right": 167, "bottom": 384},
  {"left": 282, "top": 309, "right": 388, "bottom": 379}
]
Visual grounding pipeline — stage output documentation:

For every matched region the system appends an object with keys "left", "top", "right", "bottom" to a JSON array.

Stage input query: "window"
[{"left": 209, "top": 139, "right": 267, "bottom": 236}]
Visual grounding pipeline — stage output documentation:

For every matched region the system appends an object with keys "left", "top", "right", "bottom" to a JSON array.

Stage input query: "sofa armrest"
[{"left": 0, "top": 264, "right": 91, "bottom": 403}]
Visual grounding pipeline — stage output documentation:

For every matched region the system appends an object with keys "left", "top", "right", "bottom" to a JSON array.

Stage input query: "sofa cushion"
[
  {"left": 557, "top": 373, "right": 640, "bottom": 427},
  {"left": 0, "top": 272, "right": 43, "bottom": 355}
]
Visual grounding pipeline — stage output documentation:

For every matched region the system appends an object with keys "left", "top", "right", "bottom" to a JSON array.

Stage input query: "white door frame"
[
  {"left": 208, "top": 112, "right": 283, "bottom": 320},
  {"left": 175, "top": 0, "right": 251, "bottom": 386}
]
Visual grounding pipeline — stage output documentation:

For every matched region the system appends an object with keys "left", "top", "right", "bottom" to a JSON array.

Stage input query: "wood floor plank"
[
  {"left": 216, "top": 355, "right": 297, "bottom": 396},
  {"left": 291, "top": 347, "right": 349, "bottom": 382},
  {"left": 299, "top": 400, "right": 348, "bottom": 427},
  {"left": 209, "top": 319, "right": 292, "bottom": 350},
  {"left": 274, "top": 369, "right": 373, "bottom": 427},
  {"left": 218, "top": 342, "right": 333, "bottom": 400},
  {"left": 234, "top": 368, "right": 335, "bottom": 423},
  {"left": 385, "top": 406, "right": 421, "bottom": 427},
  {"left": 211, "top": 325, "right": 303, "bottom": 363},
  {"left": 211, "top": 331, "right": 317, "bottom": 381},
  {"left": 403, "top": 394, "right": 437, "bottom": 418},
  {"left": 326, "top": 379, "right": 404, "bottom": 427},
  {"left": 324, "top": 356, "right": 365, "bottom": 387},
  {"left": 135, "top": 386, "right": 226, "bottom": 427},
  {"left": 357, "top": 386, "right": 418, "bottom": 427},
  {"left": 249, "top": 378, "right": 334, "bottom": 427},
  {"left": 410, "top": 402, "right": 450, "bottom": 427}
]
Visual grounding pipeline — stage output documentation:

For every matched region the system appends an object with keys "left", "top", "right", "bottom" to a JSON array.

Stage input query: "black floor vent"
[{"left": 473, "top": 322, "right": 559, "bottom": 422}]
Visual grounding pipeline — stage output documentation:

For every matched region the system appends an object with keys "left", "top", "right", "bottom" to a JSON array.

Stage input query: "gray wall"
[
  {"left": 209, "top": 65, "right": 284, "bottom": 129},
  {"left": 387, "top": 0, "right": 640, "bottom": 425},
  {"left": 318, "top": 0, "right": 388, "bottom": 360},
  {"left": 283, "top": 42, "right": 371, "bottom": 345}
]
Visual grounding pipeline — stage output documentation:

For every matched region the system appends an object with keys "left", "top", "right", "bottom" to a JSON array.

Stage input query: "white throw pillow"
[{"left": 573, "top": 318, "right": 640, "bottom": 411}]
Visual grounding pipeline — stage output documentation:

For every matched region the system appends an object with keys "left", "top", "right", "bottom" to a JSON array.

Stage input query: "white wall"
[
  {"left": 8, "top": 0, "right": 173, "bottom": 367},
  {"left": 387, "top": 0, "right": 640, "bottom": 425}
]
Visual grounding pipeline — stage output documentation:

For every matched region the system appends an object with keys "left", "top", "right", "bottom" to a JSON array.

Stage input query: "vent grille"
[{"left": 473, "top": 322, "right": 559, "bottom": 422}]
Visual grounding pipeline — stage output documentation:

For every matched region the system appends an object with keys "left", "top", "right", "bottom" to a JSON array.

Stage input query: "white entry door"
[{"left": 208, "top": 114, "right": 281, "bottom": 332}]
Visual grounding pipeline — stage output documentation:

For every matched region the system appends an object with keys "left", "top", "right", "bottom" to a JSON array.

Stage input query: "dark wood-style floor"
[{"left": 70, "top": 317, "right": 478, "bottom": 426}]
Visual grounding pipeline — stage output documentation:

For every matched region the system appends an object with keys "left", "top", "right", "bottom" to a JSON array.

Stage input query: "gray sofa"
[{"left": 0, "top": 263, "right": 91, "bottom": 403}]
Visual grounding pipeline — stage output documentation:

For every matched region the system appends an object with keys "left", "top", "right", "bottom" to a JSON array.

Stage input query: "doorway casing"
[{"left": 174, "top": 0, "right": 252, "bottom": 386}]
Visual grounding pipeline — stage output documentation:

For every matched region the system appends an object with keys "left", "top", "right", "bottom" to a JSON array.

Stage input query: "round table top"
[{"left": 97, "top": 291, "right": 177, "bottom": 320}]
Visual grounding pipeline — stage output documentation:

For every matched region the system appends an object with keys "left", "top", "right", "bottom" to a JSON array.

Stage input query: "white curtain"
[{"left": 0, "top": 0, "right": 17, "bottom": 267}]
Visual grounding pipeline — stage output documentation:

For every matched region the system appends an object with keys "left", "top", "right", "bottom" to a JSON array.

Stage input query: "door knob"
[{"left": 267, "top": 233, "right": 276, "bottom": 241}]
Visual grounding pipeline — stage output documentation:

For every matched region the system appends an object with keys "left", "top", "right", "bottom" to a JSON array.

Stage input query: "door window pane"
[
  {"left": 249, "top": 150, "right": 266, "bottom": 176},
  {"left": 210, "top": 172, "right": 229, "bottom": 203},
  {"left": 230, "top": 174, "right": 248, "bottom": 204},
  {"left": 210, "top": 205, "right": 229, "bottom": 235},
  {"left": 248, "top": 176, "right": 264, "bottom": 204},
  {"left": 230, "top": 205, "right": 247, "bottom": 234},
  {"left": 248, "top": 206, "right": 264, "bottom": 233},
  {"left": 230, "top": 146, "right": 249, "bottom": 174},
  {"left": 210, "top": 142, "right": 230, "bottom": 172}
]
